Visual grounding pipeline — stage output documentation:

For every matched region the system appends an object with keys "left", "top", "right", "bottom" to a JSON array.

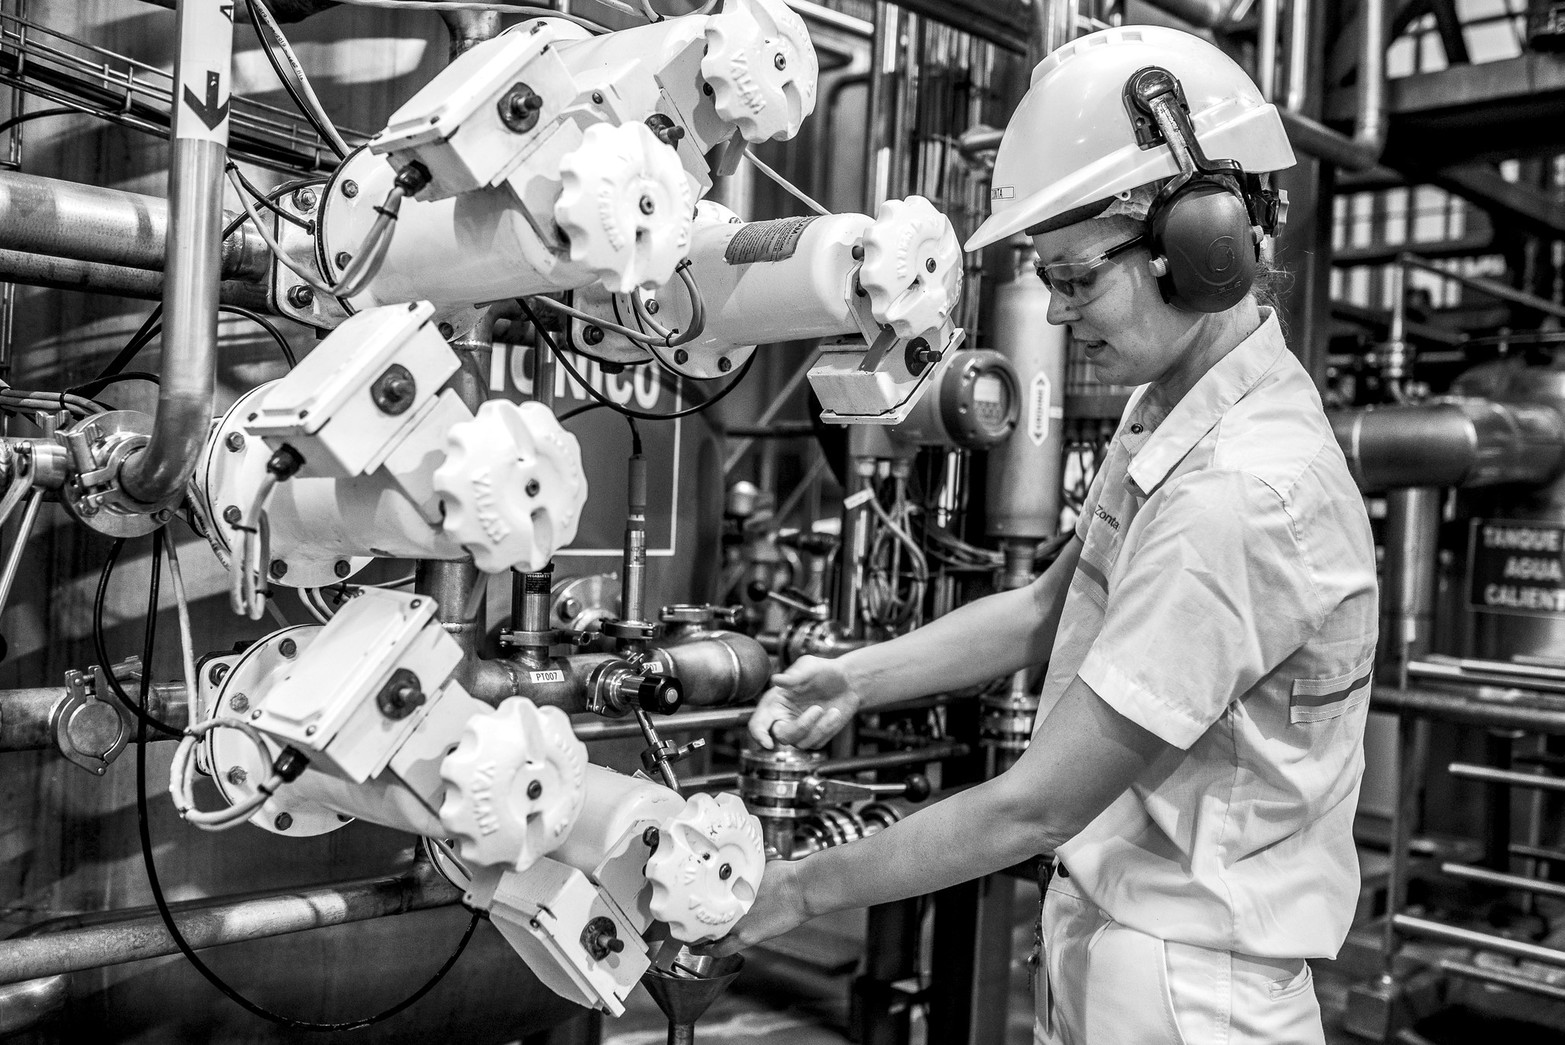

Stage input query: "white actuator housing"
[{"left": 314, "top": 0, "right": 818, "bottom": 313}]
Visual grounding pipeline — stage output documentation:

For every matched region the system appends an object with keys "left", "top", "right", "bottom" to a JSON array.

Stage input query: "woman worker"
[{"left": 705, "top": 26, "right": 1379, "bottom": 1045}]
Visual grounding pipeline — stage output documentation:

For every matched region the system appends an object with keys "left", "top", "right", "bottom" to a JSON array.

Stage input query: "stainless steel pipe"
[
  {"left": 119, "top": 0, "right": 232, "bottom": 507},
  {"left": 0, "top": 866, "right": 460, "bottom": 986},
  {"left": 1394, "top": 913, "right": 1565, "bottom": 969},
  {"left": 1448, "top": 762, "right": 1565, "bottom": 793},
  {"left": 1331, "top": 398, "right": 1565, "bottom": 492},
  {"left": 1440, "top": 862, "right": 1565, "bottom": 901},
  {"left": 1373, "top": 685, "right": 1565, "bottom": 736},
  {"left": 572, "top": 706, "right": 754, "bottom": 741},
  {"left": 0, "top": 170, "right": 268, "bottom": 281},
  {"left": 0, "top": 249, "right": 270, "bottom": 310},
  {"left": 1275, "top": 0, "right": 1385, "bottom": 169},
  {"left": 0, "top": 682, "right": 187, "bottom": 752}
]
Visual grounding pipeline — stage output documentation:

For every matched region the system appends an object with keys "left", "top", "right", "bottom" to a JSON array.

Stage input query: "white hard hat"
[{"left": 965, "top": 25, "right": 1295, "bottom": 252}]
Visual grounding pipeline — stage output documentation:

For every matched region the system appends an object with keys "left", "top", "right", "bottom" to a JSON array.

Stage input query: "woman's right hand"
[{"left": 747, "top": 656, "right": 864, "bottom": 750}]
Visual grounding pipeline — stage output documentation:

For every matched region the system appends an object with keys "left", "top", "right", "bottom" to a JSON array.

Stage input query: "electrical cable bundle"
[{"left": 860, "top": 478, "right": 929, "bottom": 629}]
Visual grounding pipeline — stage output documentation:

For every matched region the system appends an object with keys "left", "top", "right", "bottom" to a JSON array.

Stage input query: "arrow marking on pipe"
[{"left": 183, "top": 71, "right": 230, "bottom": 132}]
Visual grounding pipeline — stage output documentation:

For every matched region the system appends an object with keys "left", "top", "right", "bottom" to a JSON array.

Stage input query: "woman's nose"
[{"left": 1045, "top": 290, "right": 1077, "bottom": 326}]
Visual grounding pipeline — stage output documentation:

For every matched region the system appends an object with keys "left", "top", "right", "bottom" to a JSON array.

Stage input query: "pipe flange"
[
  {"left": 700, "top": 0, "right": 818, "bottom": 143},
  {"left": 203, "top": 625, "right": 350, "bottom": 837},
  {"left": 856, "top": 196, "right": 963, "bottom": 341},
  {"left": 645, "top": 792, "right": 765, "bottom": 943},
  {"left": 554, "top": 121, "right": 694, "bottom": 294},
  {"left": 57, "top": 411, "right": 180, "bottom": 537}
]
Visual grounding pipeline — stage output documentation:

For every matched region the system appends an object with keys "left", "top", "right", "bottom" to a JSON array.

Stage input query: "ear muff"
[
  {"left": 1125, "top": 66, "right": 1281, "bottom": 314},
  {"left": 1148, "top": 178, "right": 1257, "bottom": 313}
]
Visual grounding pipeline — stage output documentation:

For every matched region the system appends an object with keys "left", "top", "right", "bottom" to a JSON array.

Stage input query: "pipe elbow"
[{"left": 644, "top": 632, "right": 772, "bottom": 708}]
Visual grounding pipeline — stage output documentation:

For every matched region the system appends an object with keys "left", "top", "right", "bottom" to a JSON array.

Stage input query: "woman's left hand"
[{"left": 698, "top": 858, "right": 811, "bottom": 958}]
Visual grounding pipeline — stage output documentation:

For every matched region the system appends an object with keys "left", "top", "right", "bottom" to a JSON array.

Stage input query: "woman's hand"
[
  {"left": 747, "top": 656, "right": 864, "bottom": 750},
  {"left": 698, "top": 859, "right": 810, "bottom": 958}
]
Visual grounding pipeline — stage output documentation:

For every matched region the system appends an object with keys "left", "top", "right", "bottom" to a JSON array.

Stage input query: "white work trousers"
[{"left": 1033, "top": 872, "right": 1326, "bottom": 1045}]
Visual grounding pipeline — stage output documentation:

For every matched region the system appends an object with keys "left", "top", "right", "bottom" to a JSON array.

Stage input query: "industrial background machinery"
[{"left": 0, "top": 0, "right": 1564, "bottom": 1044}]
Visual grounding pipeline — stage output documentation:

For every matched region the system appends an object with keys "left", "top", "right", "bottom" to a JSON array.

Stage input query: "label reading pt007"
[
  {"left": 528, "top": 669, "right": 567, "bottom": 685},
  {"left": 724, "top": 215, "right": 818, "bottom": 266}
]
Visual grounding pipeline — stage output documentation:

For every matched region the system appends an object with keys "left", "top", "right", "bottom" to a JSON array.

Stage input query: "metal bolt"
[
  {"left": 525, "top": 478, "right": 541, "bottom": 497},
  {"left": 644, "top": 299, "right": 660, "bottom": 315},
  {"left": 225, "top": 432, "right": 245, "bottom": 453},
  {"left": 674, "top": 349, "right": 689, "bottom": 365},
  {"left": 305, "top": 725, "right": 317, "bottom": 736},
  {"left": 208, "top": 663, "right": 230, "bottom": 687},
  {"left": 925, "top": 257, "right": 937, "bottom": 272},
  {"left": 719, "top": 863, "right": 732, "bottom": 880},
  {"left": 291, "top": 187, "right": 317, "bottom": 211},
  {"left": 526, "top": 780, "right": 543, "bottom": 800},
  {"left": 774, "top": 53, "right": 787, "bottom": 70},
  {"left": 718, "top": 356, "right": 732, "bottom": 372},
  {"left": 152, "top": 508, "right": 173, "bottom": 524},
  {"left": 639, "top": 196, "right": 655, "bottom": 215},
  {"left": 226, "top": 767, "right": 248, "bottom": 786},
  {"left": 274, "top": 813, "right": 293, "bottom": 831},
  {"left": 642, "top": 826, "right": 660, "bottom": 850},
  {"left": 410, "top": 599, "right": 422, "bottom": 609},
  {"left": 582, "top": 325, "right": 605, "bottom": 346},
  {"left": 270, "top": 559, "right": 288, "bottom": 579},
  {"left": 591, "top": 91, "right": 604, "bottom": 104},
  {"left": 559, "top": 597, "right": 582, "bottom": 620},
  {"left": 250, "top": 709, "right": 262, "bottom": 720},
  {"left": 334, "top": 560, "right": 351, "bottom": 578},
  {"left": 287, "top": 285, "right": 314, "bottom": 309},
  {"left": 231, "top": 693, "right": 250, "bottom": 714},
  {"left": 335, "top": 252, "right": 352, "bottom": 269},
  {"left": 279, "top": 638, "right": 297, "bottom": 659},
  {"left": 340, "top": 179, "right": 358, "bottom": 199},
  {"left": 222, "top": 505, "right": 242, "bottom": 526},
  {"left": 438, "top": 322, "right": 455, "bottom": 339}
]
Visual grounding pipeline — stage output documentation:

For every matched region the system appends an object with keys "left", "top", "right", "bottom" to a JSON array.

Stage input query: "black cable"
[
  {"left": 228, "top": 162, "right": 312, "bottom": 230},
  {"left": 65, "top": 371, "right": 160, "bottom": 398},
  {"left": 0, "top": 106, "right": 81, "bottom": 142},
  {"left": 220, "top": 306, "right": 298, "bottom": 369},
  {"left": 519, "top": 298, "right": 755, "bottom": 422},
  {"left": 243, "top": 3, "right": 346, "bottom": 160},
  {"left": 557, "top": 401, "right": 605, "bottom": 423},
  {"left": 125, "top": 535, "right": 481, "bottom": 1030},
  {"left": 92, "top": 538, "right": 182, "bottom": 738}
]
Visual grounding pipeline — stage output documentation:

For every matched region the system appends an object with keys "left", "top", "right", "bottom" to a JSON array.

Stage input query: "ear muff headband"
[{"left": 1124, "top": 66, "right": 1284, "bottom": 313}]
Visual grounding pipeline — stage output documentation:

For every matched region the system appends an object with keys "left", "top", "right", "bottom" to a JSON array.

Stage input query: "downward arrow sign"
[{"left": 183, "top": 70, "right": 229, "bottom": 132}]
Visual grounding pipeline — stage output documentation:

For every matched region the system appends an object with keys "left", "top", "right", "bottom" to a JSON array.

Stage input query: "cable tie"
[{"left": 372, "top": 205, "right": 399, "bottom": 220}]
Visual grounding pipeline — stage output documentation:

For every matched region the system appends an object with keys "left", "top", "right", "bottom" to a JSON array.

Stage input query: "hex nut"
[{"left": 275, "top": 813, "right": 293, "bottom": 831}]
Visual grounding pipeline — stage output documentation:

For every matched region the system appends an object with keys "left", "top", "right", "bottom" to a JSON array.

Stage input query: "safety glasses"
[{"left": 1034, "top": 233, "right": 1147, "bottom": 303}]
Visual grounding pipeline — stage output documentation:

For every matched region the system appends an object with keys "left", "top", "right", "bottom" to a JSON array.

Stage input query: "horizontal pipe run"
[
  {"left": 0, "top": 170, "right": 269, "bottom": 281},
  {"left": 1330, "top": 399, "right": 1565, "bottom": 493},
  {"left": 1399, "top": 253, "right": 1565, "bottom": 321},
  {"left": 573, "top": 706, "right": 754, "bottom": 741},
  {"left": 0, "top": 682, "right": 188, "bottom": 752},
  {"left": 1373, "top": 685, "right": 1565, "bottom": 735},
  {"left": 1440, "top": 958, "right": 1565, "bottom": 1002},
  {"left": 1511, "top": 842, "right": 1565, "bottom": 864},
  {"left": 0, "top": 249, "right": 270, "bottom": 311},
  {"left": 0, "top": 866, "right": 460, "bottom": 987},
  {"left": 1448, "top": 762, "right": 1565, "bottom": 793},
  {"left": 1395, "top": 913, "right": 1565, "bottom": 968},
  {"left": 1440, "top": 862, "right": 1565, "bottom": 901},
  {"left": 679, "top": 741, "right": 971, "bottom": 792}
]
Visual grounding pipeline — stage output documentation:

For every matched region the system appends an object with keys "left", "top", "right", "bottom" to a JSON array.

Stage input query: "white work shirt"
[{"left": 1040, "top": 309, "right": 1378, "bottom": 959}]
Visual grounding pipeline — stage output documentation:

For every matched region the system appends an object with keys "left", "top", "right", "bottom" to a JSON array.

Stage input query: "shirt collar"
[{"left": 1123, "top": 308, "right": 1287, "bottom": 496}]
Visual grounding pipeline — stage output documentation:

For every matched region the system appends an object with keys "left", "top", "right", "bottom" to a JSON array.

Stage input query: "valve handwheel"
[
  {"left": 856, "top": 196, "right": 964, "bottom": 341},
  {"left": 645, "top": 792, "right": 765, "bottom": 943}
]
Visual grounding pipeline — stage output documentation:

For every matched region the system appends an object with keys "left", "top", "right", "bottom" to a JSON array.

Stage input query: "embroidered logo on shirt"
[{"left": 1093, "top": 505, "right": 1121, "bottom": 530}]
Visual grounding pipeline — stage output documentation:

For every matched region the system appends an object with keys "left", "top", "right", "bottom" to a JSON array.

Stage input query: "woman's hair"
[{"left": 1249, "top": 255, "right": 1292, "bottom": 336}]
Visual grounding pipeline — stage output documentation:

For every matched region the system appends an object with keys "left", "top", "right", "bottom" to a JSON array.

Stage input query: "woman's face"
[{"left": 1032, "top": 216, "right": 1203, "bottom": 389}]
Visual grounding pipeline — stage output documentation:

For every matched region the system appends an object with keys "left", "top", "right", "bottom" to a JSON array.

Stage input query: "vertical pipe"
[
  {"left": 1285, "top": 0, "right": 1310, "bottom": 111},
  {"left": 1378, "top": 712, "right": 1427, "bottom": 990},
  {"left": 1258, "top": 0, "right": 1279, "bottom": 102},
  {"left": 866, "top": 3, "right": 905, "bottom": 209},
  {"left": 623, "top": 453, "right": 648, "bottom": 630},
  {"left": 1382, "top": 487, "right": 1440, "bottom": 684},
  {"left": 120, "top": 0, "right": 230, "bottom": 506}
]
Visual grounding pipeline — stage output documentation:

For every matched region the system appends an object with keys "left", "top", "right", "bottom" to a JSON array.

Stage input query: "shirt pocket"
[{"left": 1289, "top": 653, "right": 1374, "bottom": 724}]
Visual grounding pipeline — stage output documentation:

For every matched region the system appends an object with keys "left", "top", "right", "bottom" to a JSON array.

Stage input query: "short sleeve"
[{"left": 1076, "top": 469, "right": 1323, "bottom": 749}]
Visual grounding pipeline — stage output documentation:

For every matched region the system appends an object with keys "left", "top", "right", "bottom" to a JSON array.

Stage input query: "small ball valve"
[
  {"left": 856, "top": 196, "right": 964, "bottom": 340},
  {"left": 434, "top": 400, "right": 587, "bottom": 573},
  {"left": 646, "top": 792, "right": 765, "bottom": 943},
  {"left": 555, "top": 121, "right": 694, "bottom": 293},
  {"left": 438, "top": 697, "right": 589, "bottom": 871},
  {"left": 700, "top": 0, "right": 818, "bottom": 143}
]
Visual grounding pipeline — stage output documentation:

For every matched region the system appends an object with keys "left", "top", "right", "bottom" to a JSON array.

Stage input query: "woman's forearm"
[{"left": 844, "top": 537, "right": 1080, "bottom": 708}]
